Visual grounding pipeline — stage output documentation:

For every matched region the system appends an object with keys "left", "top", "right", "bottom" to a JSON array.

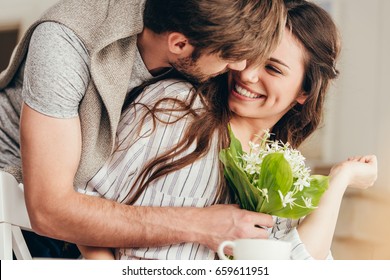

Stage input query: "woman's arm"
[
  {"left": 296, "top": 155, "right": 378, "bottom": 259},
  {"left": 77, "top": 245, "right": 115, "bottom": 260}
]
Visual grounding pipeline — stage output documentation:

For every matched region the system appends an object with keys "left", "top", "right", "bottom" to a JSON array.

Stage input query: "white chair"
[{"left": 0, "top": 170, "right": 32, "bottom": 260}]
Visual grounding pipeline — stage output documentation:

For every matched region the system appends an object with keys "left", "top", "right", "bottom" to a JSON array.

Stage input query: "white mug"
[{"left": 217, "top": 239, "right": 291, "bottom": 260}]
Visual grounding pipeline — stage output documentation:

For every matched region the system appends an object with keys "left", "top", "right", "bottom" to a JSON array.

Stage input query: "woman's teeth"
[{"left": 235, "top": 84, "right": 263, "bottom": 99}]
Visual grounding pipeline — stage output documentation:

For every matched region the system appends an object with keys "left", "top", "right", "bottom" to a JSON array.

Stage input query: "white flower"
[
  {"left": 269, "top": 141, "right": 281, "bottom": 152},
  {"left": 248, "top": 141, "right": 260, "bottom": 151},
  {"left": 302, "top": 197, "right": 317, "bottom": 209},
  {"left": 278, "top": 190, "right": 296, "bottom": 208},
  {"left": 259, "top": 188, "right": 269, "bottom": 203},
  {"left": 242, "top": 151, "right": 263, "bottom": 175},
  {"left": 242, "top": 152, "right": 261, "bottom": 165},
  {"left": 294, "top": 176, "right": 311, "bottom": 191},
  {"left": 244, "top": 163, "right": 258, "bottom": 175},
  {"left": 263, "top": 129, "right": 271, "bottom": 140}
]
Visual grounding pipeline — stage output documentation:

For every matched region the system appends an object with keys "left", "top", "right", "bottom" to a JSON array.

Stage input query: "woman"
[{"left": 77, "top": 0, "right": 377, "bottom": 259}]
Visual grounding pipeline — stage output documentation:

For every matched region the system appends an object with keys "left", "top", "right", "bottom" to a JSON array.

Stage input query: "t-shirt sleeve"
[{"left": 22, "top": 22, "right": 90, "bottom": 118}]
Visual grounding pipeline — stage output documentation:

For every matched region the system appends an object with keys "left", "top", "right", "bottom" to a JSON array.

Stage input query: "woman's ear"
[
  {"left": 167, "top": 32, "right": 194, "bottom": 56},
  {"left": 296, "top": 92, "right": 308, "bottom": 105}
]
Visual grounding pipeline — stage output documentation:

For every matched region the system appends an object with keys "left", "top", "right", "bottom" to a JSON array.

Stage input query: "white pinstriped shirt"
[{"left": 77, "top": 79, "right": 332, "bottom": 260}]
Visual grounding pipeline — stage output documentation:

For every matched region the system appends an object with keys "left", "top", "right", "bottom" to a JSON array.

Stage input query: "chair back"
[{"left": 0, "top": 170, "right": 32, "bottom": 259}]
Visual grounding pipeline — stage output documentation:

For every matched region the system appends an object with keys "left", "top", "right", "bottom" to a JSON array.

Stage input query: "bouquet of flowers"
[{"left": 219, "top": 126, "right": 329, "bottom": 219}]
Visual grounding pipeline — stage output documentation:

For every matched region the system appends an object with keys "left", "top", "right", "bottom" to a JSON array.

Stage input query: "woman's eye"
[{"left": 265, "top": 65, "right": 282, "bottom": 74}]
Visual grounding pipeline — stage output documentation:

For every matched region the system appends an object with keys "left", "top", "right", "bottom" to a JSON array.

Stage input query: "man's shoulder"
[
  {"left": 31, "top": 21, "right": 88, "bottom": 57},
  {"left": 32, "top": 21, "right": 81, "bottom": 46},
  {"left": 40, "top": 0, "right": 145, "bottom": 49}
]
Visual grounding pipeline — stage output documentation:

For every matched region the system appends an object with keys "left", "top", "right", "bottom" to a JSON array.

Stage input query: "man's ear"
[
  {"left": 167, "top": 32, "right": 194, "bottom": 56},
  {"left": 296, "top": 92, "right": 308, "bottom": 105}
]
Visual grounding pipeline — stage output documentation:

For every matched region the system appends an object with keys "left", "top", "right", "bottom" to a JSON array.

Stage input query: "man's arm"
[{"left": 20, "top": 104, "right": 273, "bottom": 251}]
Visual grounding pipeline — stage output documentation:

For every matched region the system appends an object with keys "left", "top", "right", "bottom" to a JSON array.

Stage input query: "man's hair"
[{"left": 144, "top": 0, "right": 286, "bottom": 64}]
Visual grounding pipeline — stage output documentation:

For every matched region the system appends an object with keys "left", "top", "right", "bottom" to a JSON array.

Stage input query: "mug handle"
[{"left": 217, "top": 240, "right": 235, "bottom": 260}]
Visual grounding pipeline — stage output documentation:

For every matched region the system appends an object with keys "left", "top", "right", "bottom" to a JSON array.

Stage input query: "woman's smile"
[{"left": 231, "top": 80, "right": 266, "bottom": 101}]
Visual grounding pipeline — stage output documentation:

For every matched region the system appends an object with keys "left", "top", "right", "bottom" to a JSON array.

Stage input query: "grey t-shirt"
[{"left": 0, "top": 22, "right": 152, "bottom": 170}]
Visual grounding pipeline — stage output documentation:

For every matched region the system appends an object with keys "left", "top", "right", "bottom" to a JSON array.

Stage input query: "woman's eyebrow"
[{"left": 269, "top": 57, "right": 290, "bottom": 69}]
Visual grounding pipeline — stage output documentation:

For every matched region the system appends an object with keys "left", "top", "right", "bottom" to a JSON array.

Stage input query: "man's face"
[{"left": 171, "top": 52, "right": 247, "bottom": 83}]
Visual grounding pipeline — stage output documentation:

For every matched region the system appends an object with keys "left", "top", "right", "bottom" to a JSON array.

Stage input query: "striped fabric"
[{"left": 77, "top": 79, "right": 331, "bottom": 260}]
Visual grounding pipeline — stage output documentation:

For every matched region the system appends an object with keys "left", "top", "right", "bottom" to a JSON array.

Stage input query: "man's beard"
[{"left": 171, "top": 56, "right": 225, "bottom": 84}]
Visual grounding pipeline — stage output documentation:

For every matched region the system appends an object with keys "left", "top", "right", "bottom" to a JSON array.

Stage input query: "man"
[{"left": 0, "top": 0, "right": 285, "bottom": 258}]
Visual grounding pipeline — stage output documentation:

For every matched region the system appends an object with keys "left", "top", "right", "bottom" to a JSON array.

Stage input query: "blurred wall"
[
  {"left": 307, "top": 0, "right": 390, "bottom": 259},
  {"left": 326, "top": 0, "right": 389, "bottom": 189},
  {"left": 0, "top": 0, "right": 59, "bottom": 35},
  {"left": 306, "top": 0, "right": 390, "bottom": 192}
]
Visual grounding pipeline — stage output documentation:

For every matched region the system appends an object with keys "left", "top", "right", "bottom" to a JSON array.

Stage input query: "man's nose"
[{"left": 227, "top": 60, "right": 247, "bottom": 71}]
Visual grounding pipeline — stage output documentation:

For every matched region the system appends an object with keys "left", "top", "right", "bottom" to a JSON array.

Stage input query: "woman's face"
[{"left": 228, "top": 28, "right": 307, "bottom": 124}]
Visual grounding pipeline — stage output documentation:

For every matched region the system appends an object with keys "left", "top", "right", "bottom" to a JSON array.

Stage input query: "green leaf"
[
  {"left": 219, "top": 148, "right": 262, "bottom": 211},
  {"left": 257, "top": 153, "right": 293, "bottom": 214},
  {"left": 271, "top": 175, "right": 329, "bottom": 219},
  {"left": 227, "top": 124, "right": 243, "bottom": 165}
]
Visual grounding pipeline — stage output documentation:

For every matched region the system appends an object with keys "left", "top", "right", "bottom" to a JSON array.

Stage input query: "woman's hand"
[
  {"left": 329, "top": 155, "right": 378, "bottom": 190},
  {"left": 296, "top": 155, "right": 377, "bottom": 259}
]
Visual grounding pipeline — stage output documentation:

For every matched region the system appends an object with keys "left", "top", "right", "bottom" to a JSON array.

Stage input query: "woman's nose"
[{"left": 239, "top": 66, "right": 260, "bottom": 84}]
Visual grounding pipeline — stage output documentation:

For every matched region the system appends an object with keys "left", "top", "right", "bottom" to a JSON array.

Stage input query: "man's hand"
[{"left": 189, "top": 204, "right": 274, "bottom": 254}]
